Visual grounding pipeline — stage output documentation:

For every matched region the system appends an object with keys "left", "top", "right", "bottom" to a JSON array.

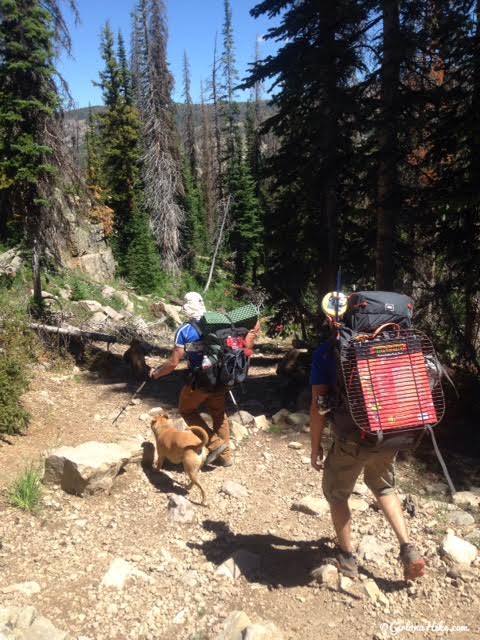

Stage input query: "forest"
[{"left": 0, "top": 0, "right": 480, "bottom": 446}]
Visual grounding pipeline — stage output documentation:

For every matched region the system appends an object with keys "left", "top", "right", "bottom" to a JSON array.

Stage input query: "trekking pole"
[
  {"left": 426, "top": 425, "right": 457, "bottom": 496},
  {"left": 112, "top": 379, "right": 148, "bottom": 425},
  {"left": 228, "top": 389, "right": 245, "bottom": 425}
]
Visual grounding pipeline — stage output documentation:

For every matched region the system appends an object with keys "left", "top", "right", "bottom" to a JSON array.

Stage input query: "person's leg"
[
  {"left": 364, "top": 449, "right": 425, "bottom": 580},
  {"left": 178, "top": 385, "right": 211, "bottom": 433},
  {"left": 205, "top": 390, "right": 231, "bottom": 464},
  {"left": 321, "top": 439, "right": 364, "bottom": 573}
]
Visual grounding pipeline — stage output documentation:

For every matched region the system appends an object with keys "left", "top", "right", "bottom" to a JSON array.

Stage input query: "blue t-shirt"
[
  {"left": 175, "top": 323, "right": 203, "bottom": 368},
  {"left": 310, "top": 342, "right": 336, "bottom": 387}
]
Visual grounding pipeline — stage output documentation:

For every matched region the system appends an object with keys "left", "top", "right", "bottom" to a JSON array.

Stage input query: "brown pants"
[{"left": 178, "top": 385, "right": 231, "bottom": 460}]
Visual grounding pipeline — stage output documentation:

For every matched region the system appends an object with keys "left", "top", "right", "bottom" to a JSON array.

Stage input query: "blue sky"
[{"left": 57, "top": 0, "right": 280, "bottom": 108}]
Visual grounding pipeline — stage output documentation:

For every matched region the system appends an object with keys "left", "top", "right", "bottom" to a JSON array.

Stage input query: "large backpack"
[
  {"left": 333, "top": 291, "right": 445, "bottom": 449},
  {"left": 189, "top": 308, "right": 256, "bottom": 391}
]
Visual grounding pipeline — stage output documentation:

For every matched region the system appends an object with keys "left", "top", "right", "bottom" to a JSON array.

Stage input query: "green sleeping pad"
[{"left": 199, "top": 303, "right": 259, "bottom": 332}]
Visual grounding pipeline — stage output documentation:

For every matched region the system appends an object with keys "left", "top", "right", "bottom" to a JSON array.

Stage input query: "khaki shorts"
[{"left": 322, "top": 437, "right": 397, "bottom": 503}]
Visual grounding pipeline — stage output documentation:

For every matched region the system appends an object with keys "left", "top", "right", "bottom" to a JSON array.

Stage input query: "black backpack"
[
  {"left": 332, "top": 291, "right": 445, "bottom": 449},
  {"left": 189, "top": 322, "right": 250, "bottom": 392}
]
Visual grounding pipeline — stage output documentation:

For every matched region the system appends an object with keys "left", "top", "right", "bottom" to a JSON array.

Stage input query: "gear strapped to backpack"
[
  {"left": 332, "top": 291, "right": 446, "bottom": 450},
  {"left": 189, "top": 321, "right": 250, "bottom": 392}
]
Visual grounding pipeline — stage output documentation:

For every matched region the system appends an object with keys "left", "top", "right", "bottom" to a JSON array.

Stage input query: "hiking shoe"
[
  {"left": 205, "top": 443, "right": 228, "bottom": 465},
  {"left": 216, "top": 454, "right": 233, "bottom": 467},
  {"left": 399, "top": 543, "right": 426, "bottom": 581},
  {"left": 331, "top": 550, "right": 359, "bottom": 578}
]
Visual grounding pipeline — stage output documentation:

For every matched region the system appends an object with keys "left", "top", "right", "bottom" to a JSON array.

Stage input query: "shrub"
[{"left": 8, "top": 465, "right": 42, "bottom": 512}]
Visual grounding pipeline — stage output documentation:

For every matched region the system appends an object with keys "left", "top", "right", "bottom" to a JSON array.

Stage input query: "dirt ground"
[{"left": 1, "top": 342, "right": 479, "bottom": 640}]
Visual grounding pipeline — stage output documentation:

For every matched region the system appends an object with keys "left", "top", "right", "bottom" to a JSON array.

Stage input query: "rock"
[
  {"left": 0, "top": 248, "right": 23, "bottom": 278},
  {"left": 148, "top": 407, "right": 164, "bottom": 417},
  {"left": 151, "top": 301, "right": 183, "bottom": 325},
  {"left": 0, "top": 606, "right": 71, "bottom": 640},
  {"left": 169, "top": 417, "right": 188, "bottom": 431},
  {"left": 102, "top": 305, "right": 124, "bottom": 321},
  {"left": 339, "top": 575, "right": 361, "bottom": 597},
  {"left": 74, "top": 250, "right": 115, "bottom": 283},
  {"left": 311, "top": 563, "right": 338, "bottom": 587},
  {"left": 229, "top": 410, "right": 255, "bottom": 427},
  {"left": 363, "top": 579, "right": 388, "bottom": 605},
  {"left": 425, "top": 481, "right": 448, "bottom": 495},
  {"left": 101, "top": 285, "right": 116, "bottom": 299},
  {"left": 350, "top": 496, "right": 369, "bottom": 512},
  {"left": 452, "top": 491, "right": 480, "bottom": 509},
  {"left": 139, "top": 413, "right": 151, "bottom": 423},
  {"left": 217, "top": 611, "right": 251, "bottom": 640},
  {"left": 272, "top": 408, "right": 289, "bottom": 425},
  {"left": 447, "top": 510, "right": 475, "bottom": 527},
  {"left": 357, "top": 535, "right": 390, "bottom": 564},
  {"left": 76, "top": 299, "right": 104, "bottom": 313},
  {"left": 89, "top": 311, "right": 107, "bottom": 325},
  {"left": 167, "top": 494, "right": 196, "bottom": 523},
  {"left": 230, "top": 420, "right": 249, "bottom": 441},
  {"left": 2, "top": 582, "right": 41, "bottom": 596},
  {"left": 100, "top": 558, "right": 151, "bottom": 589},
  {"left": 288, "top": 441, "right": 303, "bottom": 450},
  {"left": 215, "top": 550, "right": 260, "bottom": 580},
  {"left": 441, "top": 532, "right": 478, "bottom": 566},
  {"left": 43, "top": 440, "right": 142, "bottom": 496},
  {"left": 286, "top": 412, "right": 309, "bottom": 427},
  {"left": 301, "top": 456, "right": 310, "bottom": 464},
  {"left": 353, "top": 482, "right": 370, "bottom": 497},
  {"left": 243, "top": 623, "right": 284, "bottom": 640},
  {"left": 291, "top": 495, "right": 329, "bottom": 517},
  {"left": 253, "top": 415, "right": 270, "bottom": 431},
  {"left": 221, "top": 481, "right": 248, "bottom": 499}
]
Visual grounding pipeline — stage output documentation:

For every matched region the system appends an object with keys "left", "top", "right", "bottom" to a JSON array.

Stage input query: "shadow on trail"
[{"left": 188, "top": 519, "right": 333, "bottom": 589}]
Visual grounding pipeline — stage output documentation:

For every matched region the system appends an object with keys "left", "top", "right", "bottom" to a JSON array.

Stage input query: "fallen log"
[{"left": 28, "top": 322, "right": 169, "bottom": 355}]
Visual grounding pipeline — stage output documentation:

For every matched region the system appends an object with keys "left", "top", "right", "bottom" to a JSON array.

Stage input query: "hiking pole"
[
  {"left": 426, "top": 425, "right": 457, "bottom": 496},
  {"left": 112, "top": 379, "right": 148, "bottom": 425},
  {"left": 228, "top": 389, "right": 245, "bottom": 425}
]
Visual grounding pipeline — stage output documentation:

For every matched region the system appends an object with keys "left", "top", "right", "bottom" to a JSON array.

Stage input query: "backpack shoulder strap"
[{"left": 189, "top": 319, "right": 203, "bottom": 337}]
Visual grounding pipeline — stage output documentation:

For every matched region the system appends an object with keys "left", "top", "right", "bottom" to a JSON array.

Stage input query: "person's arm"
[
  {"left": 149, "top": 347, "right": 184, "bottom": 380},
  {"left": 245, "top": 320, "right": 261, "bottom": 350},
  {"left": 310, "top": 384, "right": 329, "bottom": 471}
]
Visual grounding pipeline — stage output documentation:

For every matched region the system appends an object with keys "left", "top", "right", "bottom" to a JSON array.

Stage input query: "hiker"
[
  {"left": 150, "top": 291, "right": 260, "bottom": 467},
  {"left": 309, "top": 293, "right": 426, "bottom": 581}
]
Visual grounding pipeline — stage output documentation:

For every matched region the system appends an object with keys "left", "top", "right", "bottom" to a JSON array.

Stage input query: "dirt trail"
[{"left": 0, "top": 344, "right": 479, "bottom": 640}]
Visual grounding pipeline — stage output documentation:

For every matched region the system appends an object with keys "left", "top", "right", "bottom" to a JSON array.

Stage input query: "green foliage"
[
  {"left": 8, "top": 465, "right": 42, "bottom": 512},
  {"left": 0, "top": 0, "right": 60, "bottom": 241},
  {"left": 126, "top": 211, "right": 163, "bottom": 294},
  {"left": 182, "top": 157, "right": 208, "bottom": 275},
  {"left": 0, "top": 306, "right": 34, "bottom": 435}
]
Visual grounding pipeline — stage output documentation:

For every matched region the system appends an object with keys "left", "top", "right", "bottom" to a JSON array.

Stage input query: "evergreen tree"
[
  {"left": 97, "top": 26, "right": 160, "bottom": 290},
  {"left": 199, "top": 80, "right": 217, "bottom": 240},
  {"left": 228, "top": 141, "right": 263, "bottom": 286},
  {"left": 85, "top": 106, "right": 101, "bottom": 189},
  {"left": 182, "top": 51, "right": 197, "bottom": 175},
  {"left": 182, "top": 156, "right": 208, "bottom": 275},
  {"left": 220, "top": 0, "right": 240, "bottom": 164},
  {"left": 0, "top": 0, "right": 75, "bottom": 305}
]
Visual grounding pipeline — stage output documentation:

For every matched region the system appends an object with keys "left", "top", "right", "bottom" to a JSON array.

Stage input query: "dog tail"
[{"left": 188, "top": 426, "right": 209, "bottom": 448}]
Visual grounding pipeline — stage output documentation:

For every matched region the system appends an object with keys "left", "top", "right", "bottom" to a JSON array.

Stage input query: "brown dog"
[{"left": 150, "top": 414, "right": 209, "bottom": 505}]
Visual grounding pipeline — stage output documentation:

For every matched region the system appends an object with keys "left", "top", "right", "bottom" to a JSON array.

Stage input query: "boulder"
[
  {"left": 0, "top": 248, "right": 23, "bottom": 278},
  {"left": 75, "top": 299, "right": 104, "bottom": 313},
  {"left": 151, "top": 301, "right": 183, "bottom": 325},
  {"left": 229, "top": 410, "right": 255, "bottom": 427},
  {"left": 311, "top": 563, "right": 338, "bottom": 587},
  {"left": 288, "top": 441, "right": 303, "bottom": 450},
  {"left": 272, "top": 408, "right": 289, "bottom": 425},
  {"left": 292, "top": 495, "right": 329, "bottom": 517},
  {"left": 253, "top": 415, "right": 270, "bottom": 431},
  {"left": 243, "top": 623, "right": 284, "bottom": 640},
  {"left": 441, "top": 532, "right": 478, "bottom": 566},
  {"left": 447, "top": 510, "right": 475, "bottom": 527},
  {"left": 285, "top": 412, "right": 310, "bottom": 427},
  {"left": 452, "top": 491, "right": 480, "bottom": 509},
  {"left": 363, "top": 579, "right": 388, "bottom": 605},
  {"left": 0, "top": 606, "right": 71, "bottom": 640},
  {"left": 102, "top": 305, "right": 124, "bottom": 322},
  {"left": 43, "top": 439, "right": 143, "bottom": 496},
  {"left": 217, "top": 611, "right": 251, "bottom": 640},
  {"left": 230, "top": 420, "right": 249, "bottom": 441},
  {"left": 350, "top": 496, "right": 370, "bottom": 512}
]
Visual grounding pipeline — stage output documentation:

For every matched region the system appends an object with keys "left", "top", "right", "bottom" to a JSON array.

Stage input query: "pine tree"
[
  {"left": 182, "top": 51, "right": 197, "bottom": 175},
  {"left": 199, "top": 81, "right": 217, "bottom": 241},
  {"left": 96, "top": 26, "right": 160, "bottom": 291},
  {"left": 0, "top": 0, "right": 76, "bottom": 306},
  {"left": 220, "top": 0, "right": 240, "bottom": 164}
]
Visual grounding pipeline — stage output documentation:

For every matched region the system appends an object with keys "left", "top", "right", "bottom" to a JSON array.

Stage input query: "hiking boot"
[
  {"left": 399, "top": 543, "right": 426, "bottom": 581},
  {"left": 205, "top": 443, "right": 228, "bottom": 465},
  {"left": 216, "top": 453, "right": 233, "bottom": 467},
  {"left": 327, "top": 549, "right": 358, "bottom": 578}
]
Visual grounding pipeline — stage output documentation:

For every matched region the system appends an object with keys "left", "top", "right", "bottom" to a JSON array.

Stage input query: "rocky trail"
[{"left": 1, "top": 341, "right": 480, "bottom": 640}]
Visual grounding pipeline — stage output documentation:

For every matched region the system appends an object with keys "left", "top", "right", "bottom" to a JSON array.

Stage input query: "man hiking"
[
  {"left": 309, "top": 298, "right": 426, "bottom": 581},
  {"left": 150, "top": 291, "right": 260, "bottom": 467}
]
